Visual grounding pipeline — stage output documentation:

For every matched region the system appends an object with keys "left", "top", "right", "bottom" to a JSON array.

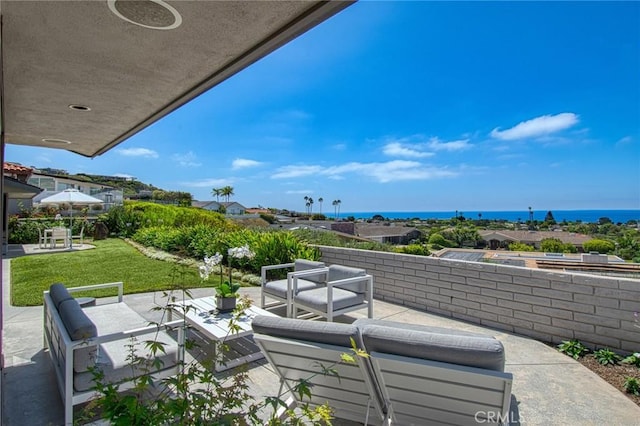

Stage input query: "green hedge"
[
  {"left": 131, "top": 226, "right": 320, "bottom": 275},
  {"left": 9, "top": 217, "right": 94, "bottom": 244},
  {"left": 99, "top": 202, "right": 236, "bottom": 237}
]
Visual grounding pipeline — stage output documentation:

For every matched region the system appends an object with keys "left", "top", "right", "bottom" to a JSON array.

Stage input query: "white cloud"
[
  {"left": 281, "top": 109, "right": 312, "bottom": 120},
  {"left": 181, "top": 178, "right": 232, "bottom": 188},
  {"left": 383, "top": 142, "right": 434, "bottom": 158},
  {"left": 616, "top": 136, "right": 633, "bottom": 146},
  {"left": 271, "top": 165, "right": 324, "bottom": 179},
  {"left": 496, "top": 153, "right": 524, "bottom": 160},
  {"left": 172, "top": 151, "right": 201, "bottom": 167},
  {"left": 36, "top": 155, "right": 52, "bottom": 164},
  {"left": 117, "top": 147, "right": 159, "bottom": 158},
  {"left": 272, "top": 160, "right": 456, "bottom": 183},
  {"left": 285, "top": 190, "right": 313, "bottom": 194},
  {"left": 232, "top": 158, "right": 262, "bottom": 170},
  {"left": 331, "top": 143, "right": 347, "bottom": 151},
  {"left": 427, "top": 137, "right": 471, "bottom": 151},
  {"left": 490, "top": 113, "right": 579, "bottom": 140}
]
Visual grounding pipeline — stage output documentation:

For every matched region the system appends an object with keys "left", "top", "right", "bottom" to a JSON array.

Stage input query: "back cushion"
[
  {"left": 361, "top": 324, "right": 505, "bottom": 371},
  {"left": 294, "top": 259, "right": 326, "bottom": 283},
  {"left": 328, "top": 265, "right": 368, "bottom": 293},
  {"left": 252, "top": 315, "right": 361, "bottom": 348},
  {"left": 49, "top": 283, "right": 73, "bottom": 310},
  {"left": 58, "top": 299, "right": 97, "bottom": 340}
]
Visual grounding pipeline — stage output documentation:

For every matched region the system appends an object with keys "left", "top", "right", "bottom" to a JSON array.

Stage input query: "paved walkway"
[{"left": 2, "top": 245, "right": 640, "bottom": 425}]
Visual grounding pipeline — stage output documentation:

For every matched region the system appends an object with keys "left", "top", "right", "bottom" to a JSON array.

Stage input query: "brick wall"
[{"left": 318, "top": 246, "right": 640, "bottom": 353}]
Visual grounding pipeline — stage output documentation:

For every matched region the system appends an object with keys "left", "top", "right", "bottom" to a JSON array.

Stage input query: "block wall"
[{"left": 318, "top": 246, "right": 640, "bottom": 353}]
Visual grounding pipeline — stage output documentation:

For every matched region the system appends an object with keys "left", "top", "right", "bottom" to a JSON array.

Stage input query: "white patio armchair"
[
  {"left": 292, "top": 264, "right": 374, "bottom": 322},
  {"left": 260, "top": 259, "right": 326, "bottom": 317}
]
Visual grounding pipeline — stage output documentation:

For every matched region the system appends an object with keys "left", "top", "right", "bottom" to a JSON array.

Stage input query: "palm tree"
[
  {"left": 318, "top": 197, "right": 323, "bottom": 214},
  {"left": 528, "top": 206, "right": 533, "bottom": 222},
  {"left": 308, "top": 197, "right": 313, "bottom": 214},
  {"left": 212, "top": 188, "right": 222, "bottom": 202},
  {"left": 221, "top": 186, "right": 234, "bottom": 202},
  {"left": 332, "top": 199, "right": 341, "bottom": 219},
  {"left": 303, "top": 196, "right": 309, "bottom": 214}
]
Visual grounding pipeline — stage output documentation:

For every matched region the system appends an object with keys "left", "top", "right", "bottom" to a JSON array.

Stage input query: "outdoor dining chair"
[
  {"left": 49, "top": 227, "right": 70, "bottom": 249},
  {"left": 37, "top": 226, "right": 47, "bottom": 249},
  {"left": 71, "top": 226, "right": 84, "bottom": 247}
]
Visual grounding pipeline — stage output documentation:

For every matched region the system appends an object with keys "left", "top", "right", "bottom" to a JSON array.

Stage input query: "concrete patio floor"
[{"left": 3, "top": 250, "right": 640, "bottom": 425}]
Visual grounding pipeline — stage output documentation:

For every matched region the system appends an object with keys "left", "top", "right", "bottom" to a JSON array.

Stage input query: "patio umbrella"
[{"left": 38, "top": 189, "right": 103, "bottom": 228}]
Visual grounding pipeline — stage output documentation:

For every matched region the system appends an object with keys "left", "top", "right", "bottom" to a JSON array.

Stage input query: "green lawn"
[{"left": 10, "top": 238, "right": 218, "bottom": 306}]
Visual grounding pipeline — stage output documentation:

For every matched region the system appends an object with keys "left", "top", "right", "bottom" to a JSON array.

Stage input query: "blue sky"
[{"left": 6, "top": 1, "right": 640, "bottom": 213}]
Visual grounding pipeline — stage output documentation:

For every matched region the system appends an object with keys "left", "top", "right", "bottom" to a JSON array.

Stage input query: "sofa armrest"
[{"left": 67, "top": 282, "right": 124, "bottom": 303}]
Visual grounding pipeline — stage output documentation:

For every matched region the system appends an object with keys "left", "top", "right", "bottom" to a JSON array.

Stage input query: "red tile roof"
[{"left": 3, "top": 162, "right": 32, "bottom": 174}]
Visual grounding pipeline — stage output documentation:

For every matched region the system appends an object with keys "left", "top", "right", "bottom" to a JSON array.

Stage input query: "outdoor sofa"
[
  {"left": 43, "top": 282, "right": 184, "bottom": 425},
  {"left": 252, "top": 315, "right": 513, "bottom": 425}
]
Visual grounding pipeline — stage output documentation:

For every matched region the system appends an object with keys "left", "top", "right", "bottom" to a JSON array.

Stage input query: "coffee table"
[{"left": 169, "top": 296, "right": 277, "bottom": 372}]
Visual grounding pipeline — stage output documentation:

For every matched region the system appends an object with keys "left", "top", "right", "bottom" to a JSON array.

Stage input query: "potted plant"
[
  {"left": 214, "top": 281, "right": 240, "bottom": 312},
  {"left": 200, "top": 245, "right": 255, "bottom": 313}
]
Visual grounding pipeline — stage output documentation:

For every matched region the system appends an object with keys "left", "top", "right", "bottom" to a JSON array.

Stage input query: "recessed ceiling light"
[
  {"left": 42, "top": 138, "right": 72, "bottom": 145},
  {"left": 69, "top": 104, "right": 91, "bottom": 111},
  {"left": 107, "top": 0, "right": 182, "bottom": 30}
]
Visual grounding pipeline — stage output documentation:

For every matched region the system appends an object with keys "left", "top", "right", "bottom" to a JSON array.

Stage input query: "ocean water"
[{"left": 335, "top": 210, "right": 640, "bottom": 224}]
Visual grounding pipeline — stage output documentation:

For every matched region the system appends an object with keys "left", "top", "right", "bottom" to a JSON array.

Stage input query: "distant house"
[
  {"left": 27, "top": 170, "right": 116, "bottom": 197},
  {"left": 356, "top": 224, "right": 422, "bottom": 245},
  {"left": 222, "top": 202, "right": 246, "bottom": 215},
  {"left": 245, "top": 208, "right": 271, "bottom": 215},
  {"left": 3, "top": 176, "right": 42, "bottom": 216},
  {"left": 2, "top": 163, "right": 124, "bottom": 211},
  {"left": 478, "top": 230, "right": 591, "bottom": 251},
  {"left": 193, "top": 200, "right": 223, "bottom": 211},
  {"left": 3, "top": 163, "right": 41, "bottom": 215},
  {"left": 193, "top": 201, "right": 246, "bottom": 215}
]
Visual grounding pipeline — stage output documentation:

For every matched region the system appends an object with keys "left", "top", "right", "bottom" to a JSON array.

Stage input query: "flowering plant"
[{"left": 199, "top": 245, "right": 255, "bottom": 298}]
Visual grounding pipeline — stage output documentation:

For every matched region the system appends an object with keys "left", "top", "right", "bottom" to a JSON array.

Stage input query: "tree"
[
  {"left": 212, "top": 188, "right": 222, "bottom": 202},
  {"left": 598, "top": 217, "right": 613, "bottom": 225},
  {"left": 442, "top": 225, "right": 480, "bottom": 248},
  {"left": 428, "top": 233, "right": 453, "bottom": 248},
  {"left": 508, "top": 242, "right": 534, "bottom": 252},
  {"left": 220, "top": 186, "right": 234, "bottom": 202},
  {"left": 308, "top": 197, "right": 314, "bottom": 214},
  {"left": 544, "top": 211, "right": 556, "bottom": 224},
  {"left": 540, "top": 238, "right": 576, "bottom": 253},
  {"left": 583, "top": 239, "right": 616, "bottom": 254},
  {"left": 318, "top": 197, "right": 323, "bottom": 214},
  {"left": 616, "top": 233, "right": 640, "bottom": 261},
  {"left": 528, "top": 206, "right": 533, "bottom": 222},
  {"left": 332, "top": 199, "right": 341, "bottom": 219}
]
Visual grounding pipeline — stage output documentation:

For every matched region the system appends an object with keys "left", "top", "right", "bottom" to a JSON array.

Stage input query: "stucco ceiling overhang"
[{"left": 0, "top": 0, "right": 353, "bottom": 157}]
